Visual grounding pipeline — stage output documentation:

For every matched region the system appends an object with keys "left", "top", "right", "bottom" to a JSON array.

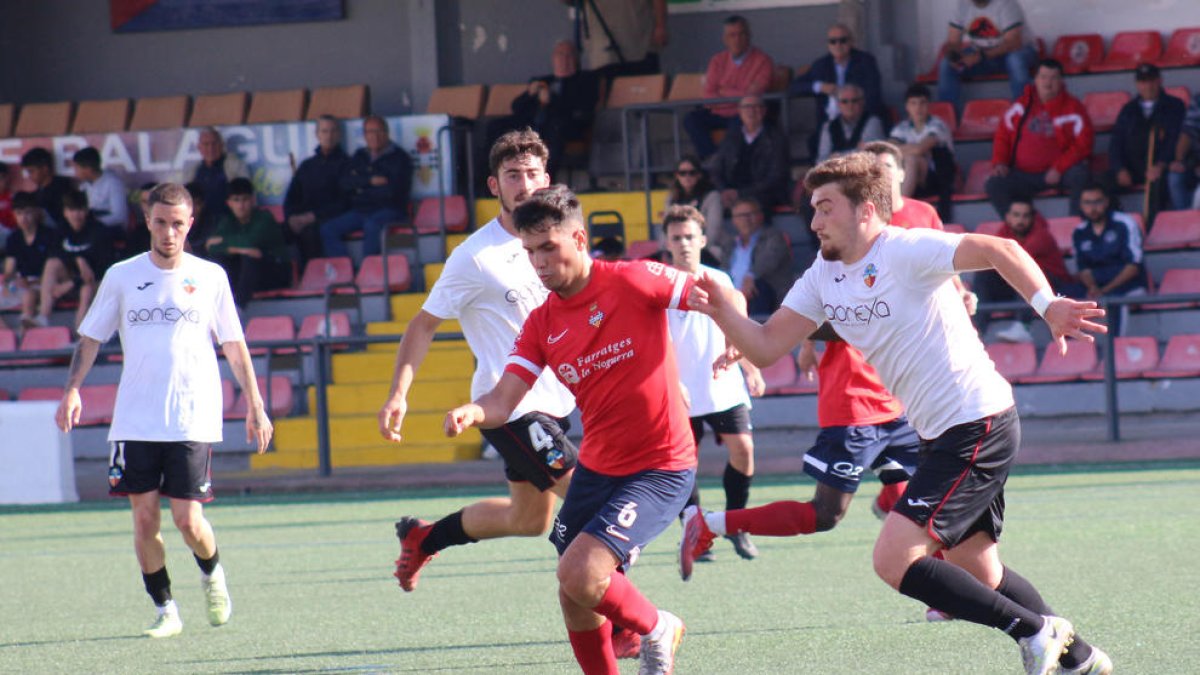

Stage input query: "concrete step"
[
  {"left": 331, "top": 346, "right": 471, "bottom": 384},
  {"left": 249, "top": 441, "right": 479, "bottom": 470},
  {"left": 274, "top": 412, "right": 480, "bottom": 448}
]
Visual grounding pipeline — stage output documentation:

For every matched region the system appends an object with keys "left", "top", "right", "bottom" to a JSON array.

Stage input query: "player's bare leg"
[
  {"left": 130, "top": 491, "right": 182, "bottom": 637},
  {"left": 169, "top": 498, "right": 229, "bottom": 626}
]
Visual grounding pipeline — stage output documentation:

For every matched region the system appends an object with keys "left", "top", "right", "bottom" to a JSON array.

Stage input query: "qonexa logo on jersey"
[
  {"left": 126, "top": 306, "right": 201, "bottom": 325},
  {"left": 824, "top": 298, "right": 891, "bottom": 326}
]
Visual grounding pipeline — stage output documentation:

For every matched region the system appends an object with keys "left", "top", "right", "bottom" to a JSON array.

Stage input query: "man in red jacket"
[{"left": 985, "top": 58, "right": 1094, "bottom": 218}]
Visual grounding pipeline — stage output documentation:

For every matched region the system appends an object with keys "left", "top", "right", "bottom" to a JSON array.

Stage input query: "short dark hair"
[
  {"left": 724, "top": 14, "right": 748, "bottom": 28},
  {"left": 513, "top": 184, "right": 582, "bottom": 234},
  {"left": 72, "top": 147, "right": 102, "bottom": 172},
  {"left": 21, "top": 147, "right": 52, "bottom": 169},
  {"left": 63, "top": 189, "right": 89, "bottom": 211},
  {"left": 803, "top": 152, "right": 893, "bottom": 223},
  {"left": 662, "top": 204, "right": 705, "bottom": 233},
  {"left": 11, "top": 191, "right": 38, "bottom": 211},
  {"left": 227, "top": 177, "right": 255, "bottom": 197},
  {"left": 1037, "top": 58, "right": 1065, "bottom": 76},
  {"left": 489, "top": 128, "right": 550, "bottom": 177},
  {"left": 732, "top": 196, "right": 763, "bottom": 214},
  {"left": 1007, "top": 197, "right": 1034, "bottom": 212},
  {"left": 146, "top": 183, "right": 193, "bottom": 212},
  {"left": 862, "top": 140, "right": 903, "bottom": 167},
  {"left": 904, "top": 83, "right": 932, "bottom": 101}
]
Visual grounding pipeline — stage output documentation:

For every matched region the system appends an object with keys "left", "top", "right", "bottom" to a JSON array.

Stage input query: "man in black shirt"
[
  {"left": 21, "top": 147, "right": 75, "bottom": 227},
  {"left": 284, "top": 115, "right": 349, "bottom": 265},
  {"left": 37, "top": 190, "right": 112, "bottom": 330},
  {"left": 2, "top": 192, "right": 60, "bottom": 327}
]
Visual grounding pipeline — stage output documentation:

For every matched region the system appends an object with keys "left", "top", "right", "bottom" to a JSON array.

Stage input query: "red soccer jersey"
[
  {"left": 814, "top": 200, "right": 942, "bottom": 427},
  {"left": 506, "top": 259, "right": 698, "bottom": 476}
]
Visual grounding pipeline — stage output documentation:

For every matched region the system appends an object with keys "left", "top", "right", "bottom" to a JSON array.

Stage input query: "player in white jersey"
[
  {"left": 689, "top": 153, "right": 1111, "bottom": 675},
  {"left": 379, "top": 130, "right": 579, "bottom": 595},
  {"left": 55, "top": 183, "right": 273, "bottom": 639},
  {"left": 662, "top": 205, "right": 765, "bottom": 565}
]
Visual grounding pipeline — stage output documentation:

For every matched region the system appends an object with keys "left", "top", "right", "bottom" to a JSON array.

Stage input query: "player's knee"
[
  {"left": 811, "top": 499, "right": 847, "bottom": 533},
  {"left": 871, "top": 540, "right": 909, "bottom": 590},
  {"left": 171, "top": 511, "right": 203, "bottom": 538},
  {"left": 131, "top": 510, "right": 159, "bottom": 538},
  {"left": 556, "top": 566, "right": 601, "bottom": 606},
  {"left": 509, "top": 510, "right": 553, "bottom": 537}
]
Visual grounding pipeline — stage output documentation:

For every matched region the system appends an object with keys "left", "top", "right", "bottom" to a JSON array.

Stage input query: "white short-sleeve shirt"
[
  {"left": 668, "top": 266, "right": 751, "bottom": 417},
  {"left": 782, "top": 227, "right": 1013, "bottom": 438},
  {"left": 422, "top": 218, "right": 574, "bottom": 421},
  {"left": 78, "top": 253, "right": 244, "bottom": 443}
]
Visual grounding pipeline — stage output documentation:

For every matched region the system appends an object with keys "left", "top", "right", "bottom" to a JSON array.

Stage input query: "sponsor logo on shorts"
[
  {"left": 605, "top": 525, "right": 631, "bottom": 542},
  {"left": 198, "top": 481, "right": 211, "bottom": 494},
  {"left": 108, "top": 466, "right": 123, "bottom": 488},
  {"left": 551, "top": 517, "right": 567, "bottom": 543},
  {"left": 545, "top": 448, "right": 565, "bottom": 469},
  {"left": 830, "top": 461, "right": 864, "bottom": 480}
]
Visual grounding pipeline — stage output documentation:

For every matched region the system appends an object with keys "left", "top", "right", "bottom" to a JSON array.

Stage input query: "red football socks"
[
  {"left": 593, "top": 572, "right": 659, "bottom": 635},
  {"left": 876, "top": 481, "right": 908, "bottom": 514},
  {"left": 725, "top": 500, "right": 817, "bottom": 536},
  {"left": 568, "top": 620, "right": 618, "bottom": 675}
]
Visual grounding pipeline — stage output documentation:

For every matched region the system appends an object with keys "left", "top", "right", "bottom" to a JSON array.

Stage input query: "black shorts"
[
  {"left": 891, "top": 407, "right": 1019, "bottom": 549},
  {"left": 108, "top": 440, "right": 215, "bottom": 502},
  {"left": 689, "top": 404, "right": 752, "bottom": 447},
  {"left": 480, "top": 412, "right": 577, "bottom": 492}
]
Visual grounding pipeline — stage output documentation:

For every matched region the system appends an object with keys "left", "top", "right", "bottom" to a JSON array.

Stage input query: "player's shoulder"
[
  {"left": 184, "top": 253, "right": 228, "bottom": 278},
  {"left": 102, "top": 253, "right": 148, "bottom": 281},
  {"left": 447, "top": 218, "right": 508, "bottom": 261}
]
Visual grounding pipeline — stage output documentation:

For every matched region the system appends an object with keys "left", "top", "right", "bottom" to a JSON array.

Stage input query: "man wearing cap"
[{"left": 1110, "top": 63, "right": 1187, "bottom": 211}]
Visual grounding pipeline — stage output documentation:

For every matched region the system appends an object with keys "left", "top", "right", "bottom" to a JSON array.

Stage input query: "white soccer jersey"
[
  {"left": 783, "top": 226, "right": 1013, "bottom": 438},
  {"left": 422, "top": 217, "right": 574, "bottom": 420},
  {"left": 668, "top": 266, "right": 751, "bottom": 417},
  {"left": 78, "top": 253, "right": 244, "bottom": 443}
]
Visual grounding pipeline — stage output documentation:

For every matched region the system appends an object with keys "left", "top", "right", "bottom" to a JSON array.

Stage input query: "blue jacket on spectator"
[
  {"left": 1109, "top": 93, "right": 1185, "bottom": 179},
  {"left": 340, "top": 143, "right": 413, "bottom": 214},
  {"left": 1072, "top": 211, "right": 1146, "bottom": 293}
]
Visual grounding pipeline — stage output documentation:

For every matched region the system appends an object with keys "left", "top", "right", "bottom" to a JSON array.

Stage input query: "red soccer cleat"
[
  {"left": 394, "top": 517, "right": 436, "bottom": 592},
  {"left": 679, "top": 506, "right": 716, "bottom": 582},
  {"left": 610, "top": 623, "right": 642, "bottom": 659}
]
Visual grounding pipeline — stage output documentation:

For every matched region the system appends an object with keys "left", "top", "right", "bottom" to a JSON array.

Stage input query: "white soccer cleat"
[
  {"left": 1019, "top": 615, "right": 1075, "bottom": 675},
  {"left": 639, "top": 610, "right": 685, "bottom": 675},
  {"left": 1060, "top": 646, "right": 1113, "bottom": 675},
  {"left": 143, "top": 606, "right": 183, "bottom": 638},
  {"left": 925, "top": 607, "right": 954, "bottom": 622},
  {"left": 202, "top": 565, "right": 232, "bottom": 626}
]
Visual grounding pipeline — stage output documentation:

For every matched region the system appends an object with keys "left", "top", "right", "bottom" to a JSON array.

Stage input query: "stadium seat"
[
  {"left": 1021, "top": 341, "right": 1098, "bottom": 383},
  {"left": 76, "top": 384, "right": 119, "bottom": 426},
  {"left": 954, "top": 161, "right": 992, "bottom": 201},
  {"left": 413, "top": 195, "right": 469, "bottom": 234},
  {"left": 760, "top": 354, "right": 798, "bottom": 395},
  {"left": 1091, "top": 31, "right": 1163, "bottom": 73},
  {"left": 605, "top": 74, "right": 667, "bottom": 109},
  {"left": 482, "top": 82, "right": 526, "bottom": 117},
  {"left": 246, "top": 88, "right": 307, "bottom": 124},
  {"left": 1153, "top": 268, "right": 1200, "bottom": 309},
  {"left": 16, "top": 325, "right": 72, "bottom": 365},
  {"left": 1145, "top": 209, "right": 1200, "bottom": 251},
  {"left": 354, "top": 254, "right": 412, "bottom": 293},
  {"left": 1083, "top": 336, "right": 1159, "bottom": 380},
  {"left": 14, "top": 101, "right": 73, "bottom": 137},
  {"left": 0, "top": 327, "right": 16, "bottom": 354},
  {"left": 71, "top": 99, "right": 130, "bottom": 133},
  {"left": 1165, "top": 85, "right": 1193, "bottom": 107},
  {"left": 0, "top": 103, "right": 13, "bottom": 138},
  {"left": 189, "top": 92, "right": 248, "bottom": 126},
  {"left": 231, "top": 375, "right": 294, "bottom": 418},
  {"left": 244, "top": 315, "right": 297, "bottom": 356},
  {"left": 17, "top": 387, "right": 61, "bottom": 402},
  {"left": 298, "top": 311, "right": 352, "bottom": 353},
  {"left": 281, "top": 257, "right": 354, "bottom": 298},
  {"left": 222, "top": 379, "right": 237, "bottom": 419},
  {"left": 928, "top": 101, "right": 958, "bottom": 136},
  {"left": 427, "top": 84, "right": 485, "bottom": 120},
  {"left": 1083, "top": 91, "right": 1131, "bottom": 132},
  {"left": 1047, "top": 216, "right": 1080, "bottom": 254},
  {"left": 769, "top": 65, "right": 793, "bottom": 93},
  {"left": 942, "top": 223, "right": 967, "bottom": 234},
  {"left": 1144, "top": 333, "right": 1200, "bottom": 378},
  {"left": 955, "top": 98, "right": 1009, "bottom": 141},
  {"left": 1051, "top": 34, "right": 1106, "bottom": 74},
  {"left": 1156, "top": 27, "right": 1200, "bottom": 68},
  {"left": 625, "top": 239, "right": 662, "bottom": 260},
  {"left": 986, "top": 342, "right": 1038, "bottom": 382},
  {"left": 667, "top": 73, "right": 705, "bottom": 102},
  {"left": 306, "top": 84, "right": 369, "bottom": 120},
  {"left": 974, "top": 220, "right": 1004, "bottom": 236},
  {"left": 128, "top": 95, "right": 190, "bottom": 131}
]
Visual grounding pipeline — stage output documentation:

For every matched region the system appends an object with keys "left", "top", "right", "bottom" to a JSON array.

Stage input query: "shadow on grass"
[{"left": 0, "top": 634, "right": 141, "bottom": 649}]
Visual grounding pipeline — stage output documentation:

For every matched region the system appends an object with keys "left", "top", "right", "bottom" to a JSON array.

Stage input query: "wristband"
[{"left": 1030, "top": 287, "right": 1056, "bottom": 318}]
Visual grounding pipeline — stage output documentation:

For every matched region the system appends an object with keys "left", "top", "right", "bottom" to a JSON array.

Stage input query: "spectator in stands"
[
  {"left": 492, "top": 40, "right": 600, "bottom": 176},
  {"left": 683, "top": 15, "right": 775, "bottom": 159},
  {"left": 121, "top": 182, "right": 157, "bottom": 259},
  {"left": 936, "top": 0, "right": 1038, "bottom": 111},
  {"left": 710, "top": 95, "right": 790, "bottom": 213},
  {"left": 21, "top": 147, "right": 74, "bottom": 227},
  {"left": 3, "top": 192, "right": 59, "bottom": 328},
  {"left": 790, "top": 22, "right": 884, "bottom": 160},
  {"left": 71, "top": 147, "right": 129, "bottom": 235},
  {"left": 187, "top": 128, "right": 250, "bottom": 244},
  {"left": 183, "top": 181, "right": 211, "bottom": 254},
  {"left": 36, "top": 190, "right": 113, "bottom": 331},
  {"left": 320, "top": 116, "right": 413, "bottom": 258},
  {"left": 974, "top": 198, "right": 1080, "bottom": 342},
  {"left": 1072, "top": 183, "right": 1146, "bottom": 336},
  {"left": 986, "top": 58, "right": 1093, "bottom": 218},
  {"left": 1173, "top": 93, "right": 1200, "bottom": 210},
  {"left": 724, "top": 197, "right": 793, "bottom": 315},
  {"left": 815, "top": 83, "right": 886, "bottom": 162},
  {"left": 1109, "top": 63, "right": 1186, "bottom": 214},
  {"left": 889, "top": 83, "right": 957, "bottom": 219},
  {"left": 206, "top": 178, "right": 290, "bottom": 309},
  {"left": 571, "top": 0, "right": 667, "bottom": 80},
  {"left": 0, "top": 162, "right": 15, "bottom": 234},
  {"left": 284, "top": 115, "right": 349, "bottom": 265},
  {"left": 665, "top": 155, "right": 725, "bottom": 264}
]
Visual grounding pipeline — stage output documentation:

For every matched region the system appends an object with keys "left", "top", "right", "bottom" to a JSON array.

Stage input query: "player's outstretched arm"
[
  {"left": 691, "top": 271, "right": 816, "bottom": 367},
  {"left": 379, "top": 310, "right": 444, "bottom": 443},
  {"left": 56, "top": 337, "right": 102, "bottom": 433},
  {"left": 444, "top": 372, "right": 530, "bottom": 437},
  {"left": 221, "top": 340, "right": 274, "bottom": 453}
]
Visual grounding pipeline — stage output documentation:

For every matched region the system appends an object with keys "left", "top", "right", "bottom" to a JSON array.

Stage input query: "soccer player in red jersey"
[{"left": 445, "top": 185, "right": 696, "bottom": 675}]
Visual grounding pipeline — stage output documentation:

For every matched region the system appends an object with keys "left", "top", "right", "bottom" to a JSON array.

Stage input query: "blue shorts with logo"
[
  {"left": 550, "top": 463, "right": 695, "bottom": 571},
  {"left": 802, "top": 416, "right": 919, "bottom": 493}
]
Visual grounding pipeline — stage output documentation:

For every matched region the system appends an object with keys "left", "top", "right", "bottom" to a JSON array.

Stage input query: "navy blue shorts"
[
  {"left": 549, "top": 463, "right": 695, "bottom": 571},
  {"left": 802, "top": 416, "right": 920, "bottom": 493}
]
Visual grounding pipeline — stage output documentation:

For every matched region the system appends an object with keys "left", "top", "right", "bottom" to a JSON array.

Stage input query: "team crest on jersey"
[
  {"left": 588, "top": 303, "right": 605, "bottom": 328},
  {"left": 182, "top": 277, "right": 197, "bottom": 294},
  {"left": 863, "top": 264, "right": 878, "bottom": 288},
  {"left": 557, "top": 363, "right": 581, "bottom": 384}
]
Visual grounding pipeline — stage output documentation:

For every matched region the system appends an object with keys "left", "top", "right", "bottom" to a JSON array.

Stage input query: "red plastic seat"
[
  {"left": 16, "top": 325, "right": 72, "bottom": 365},
  {"left": 298, "top": 312, "right": 352, "bottom": 353},
  {"left": 1051, "top": 34, "right": 1106, "bottom": 74},
  {"left": 1083, "top": 91, "right": 1131, "bottom": 132},
  {"left": 0, "top": 327, "right": 15, "bottom": 353},
  {"left": 244, "top": 315, "right": 296, "bottom": 356},
  {"left": 1144, "top": 333, "right": 1200, "bottom": 378},
  {"left": 281, "top": 257, "right": 354, "bottom": 298},
  {"left": 1082, "top": 336, "right": 1159, "bottom": 380},
  {"left": 1047, "top": 216, "right": 1079, "bottom": 255},
  {"left": 974, "top": 220, "right": 1004, "bottom": 236},
  {"left": 1156, "top": 27, "right": 1200, "bottom": 68},
  {"left": 231, "top": 375, "right": 294, "bottom": 418},
  {"left": 955, "top": 98, "right": 1010, "bottom": 141},
  {"left": 76, "top": 384, "right": 119, "bottom": 426},
  {"left": 355, "top": 254, "right": 412, "bottom": 293},
  {"left": 1165, "top": 85, "right": 1192, "bottom": 107},
  {"left": 222, "top": 379, "right": 237, "bottom": 419},
  {"left": 954, "top": 161, "right": 992, "bottom": 201},
  {"left": 1091, "top": 31, "right": 1163, "bottom": 73},
  {"left": 927, "top": 101, "right": 958, "bottom": 136},
  {"left": 1153, "top": 268, "right": 1200, "bottom": 309},
  {"left": 986, "top": 342, "right": 1038, "bottom": 382},
  {"left": 760, "top": 354, "right": 798, "bottom": 395},
  {"left": 413, "top": 196, "right": 469, "bottom": 235},
  {"left": 626, "top": 240, "right": 663, "bottom": 260},
  {"left": 1145, "top": 209, "right": 1200, "bottom": 251},
  {"left": 1021, "top": 341, "right": 1098, "bottom": 384}
]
